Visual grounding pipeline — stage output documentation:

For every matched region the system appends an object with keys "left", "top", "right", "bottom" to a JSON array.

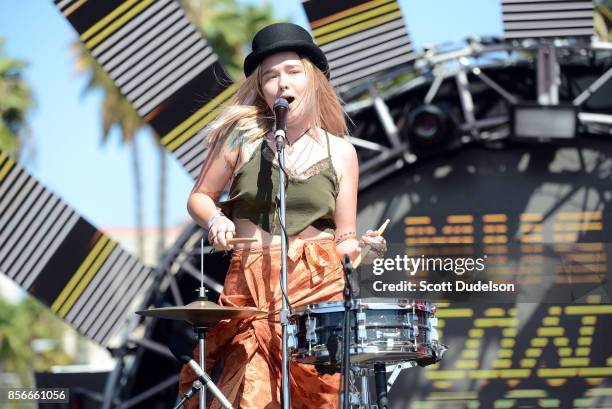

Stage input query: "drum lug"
[
  {"left": 356, "top": 312, "right": 367, "bottom": 342},
  {"left": 430, "top": 316, "right": 439, "bottom": 341},
  {"left": 305, "top": 316, "right": 318, "bottom": 346},
  {"left": 288, "top": 323, "right": 298, "bottom": 350}
]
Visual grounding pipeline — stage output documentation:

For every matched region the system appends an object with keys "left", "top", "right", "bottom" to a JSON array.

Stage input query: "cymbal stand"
[
  {"left": 196, "top": 324, "right": 207, "bottom": 409},
  {"left": 198, "top": 238, "right": 207, "bottom": 409},
  {"left": 174, "top": 380, "right": 201, "bottom": 409}
]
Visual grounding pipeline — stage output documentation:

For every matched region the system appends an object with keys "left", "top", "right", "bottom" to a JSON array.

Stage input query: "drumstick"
[
  {"left": 353, "top": 219, "right": 390, "bottom": 268},
  {"left": 227, "top": 237, "right": 258, "bottom": 245}
]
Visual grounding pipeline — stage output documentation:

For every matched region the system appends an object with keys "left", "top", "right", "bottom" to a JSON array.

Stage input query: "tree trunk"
[
  {"left": 158, "top": 141, "right": 167, "bottom": 263},
  {"left": 131, "top": 140, "right": 145, "bottom": 260}
]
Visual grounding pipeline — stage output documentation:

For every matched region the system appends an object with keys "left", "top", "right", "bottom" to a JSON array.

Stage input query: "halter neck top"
[{"left": 219, "top": 131, "right": 338, "bottom": 236}]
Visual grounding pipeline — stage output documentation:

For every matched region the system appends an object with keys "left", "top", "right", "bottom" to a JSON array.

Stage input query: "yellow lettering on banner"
[
  {"left": 521, "top": 213, "right": 543, "bottom": 221},
  {"left": 466, "top": 339, "right": 481, "bottom": 348},
  {"left": 405, "top": 216, "right": 431, "bottom": 225},
  {"left": 560, "top": 358, "right": 590, "bottom": 367},
  {"left": 475, "top": 318, "right": 518, "bottom": 327},
  {"left": 526, "top": 348, "right": 542, "bottom": 358},
  {"left": 520, "top": 359, "right": 536, "bottom": 368},
  {"left": 543, "top": 317, "right": 560, "bottom": 326},
  {"left": 531, "top": 338, "right": 548, "bottom": 347},
  {"left": 426, "top": 370, "right": 466, "bottom": 380},
  {"left": 483, "top": 214, "right": 507, "bottom": 223},
  {"left": 461, "top": 350, "right": 478, "bottom": 359},
  {"left": 456, "top": 361, "right": 479, "bottom": 369},
  {"left": 436, "top": 308, "right": 473, "bottom": 318},
  {"left": 537, "top": 327, "right": 564, "bottom": 336},
  {"left": 447, "top": 215, "right": 474, "bottom": 224},
  {"left": 485, "top": 308, "right": 506, "bottom": 317},
  {"left": 493, "top": 359, "right": 512, "bottom": 369}
]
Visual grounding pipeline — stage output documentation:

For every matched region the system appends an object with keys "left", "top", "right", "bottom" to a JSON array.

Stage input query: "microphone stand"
[
  {"left": 276, "top": 126, "right": 291, "bottom": 409},
  {"left": 341, "top": 256, "right": 354, "bottom": 409}
]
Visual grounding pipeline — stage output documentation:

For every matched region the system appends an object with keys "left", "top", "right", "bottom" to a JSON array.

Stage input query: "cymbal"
[{"left": 136, "top": 300, "right": 262, "bottom": 325}]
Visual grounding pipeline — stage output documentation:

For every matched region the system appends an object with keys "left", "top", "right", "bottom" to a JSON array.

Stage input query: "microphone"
[
  {"left": 273, "top": 98, "right": 289, "bottom": 149},
  {"left": 168, "top": 336, "right": 235, "bottom": 409}
]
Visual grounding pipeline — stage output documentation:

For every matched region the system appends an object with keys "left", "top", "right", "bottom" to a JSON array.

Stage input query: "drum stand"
[
  {"left": 195, "top": 323, "right": 207, "bottom": 409},
  {"left": 348, "top": 362, "right": 417, "bottom": 409}
]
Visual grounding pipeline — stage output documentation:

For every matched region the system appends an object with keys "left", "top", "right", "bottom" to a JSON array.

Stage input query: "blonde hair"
[{"left": 204, "top": 55, "right": 347, "bottom": 159}]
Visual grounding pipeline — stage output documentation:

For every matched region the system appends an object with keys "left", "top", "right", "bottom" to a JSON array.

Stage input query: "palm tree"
[
  {"left": 0, "top": 296, "right": 71, "bottom": 387},
  {"left": 595, "top": 0, "right": 612, "bottom": 41},
  {"left": 181, "top": 0, "right": 279, "bottom": 79},
  {"left": 0, "top": 37, "right": 35, "bottom": 162},
  {"left": 72, "top": 43, "right": 148, "bottom": 260}
]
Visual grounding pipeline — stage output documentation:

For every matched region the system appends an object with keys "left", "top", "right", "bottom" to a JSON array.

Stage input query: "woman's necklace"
[
  {"left": 284, "top": 133, "right": 316, "bottom": 174},
  {"left": 284, "top": 126, "right": 311, "bottom": 151}
]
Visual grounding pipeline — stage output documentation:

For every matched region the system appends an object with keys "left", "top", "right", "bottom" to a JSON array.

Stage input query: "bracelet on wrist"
[{"left": 207, "top": 210, "right": 224, "bottom": 230}]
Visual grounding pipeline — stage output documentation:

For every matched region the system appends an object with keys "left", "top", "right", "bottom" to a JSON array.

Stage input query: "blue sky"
[{"left": 0, "top": 0, "right": 502, "bottom": 232}]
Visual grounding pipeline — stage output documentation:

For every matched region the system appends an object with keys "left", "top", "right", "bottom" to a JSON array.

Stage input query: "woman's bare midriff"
[{"left": 232, "top": 218, "right": 334, "bottom": 248}]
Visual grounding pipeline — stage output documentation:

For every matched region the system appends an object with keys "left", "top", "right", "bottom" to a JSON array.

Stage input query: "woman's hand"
[
  {"left": 357, "top": 230, "right": 387, "bottom": 265},
  {"left": 208, "top": 215, "right": 236, "bottom": 251}
]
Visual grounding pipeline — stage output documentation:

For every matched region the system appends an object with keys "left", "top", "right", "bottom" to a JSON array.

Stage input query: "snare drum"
[{"left": 291, "top": 299, "right": 446, "bottom": 367}]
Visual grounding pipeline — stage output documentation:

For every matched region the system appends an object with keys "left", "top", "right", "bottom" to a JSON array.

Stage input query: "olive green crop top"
[{"left": 218, "top": 131, "right": 338, "bottom": 236}]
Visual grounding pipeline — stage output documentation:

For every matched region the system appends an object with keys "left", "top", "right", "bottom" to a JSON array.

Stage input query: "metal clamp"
[{"left": 356, "top": 311, "right": 367, "bottom": 342}]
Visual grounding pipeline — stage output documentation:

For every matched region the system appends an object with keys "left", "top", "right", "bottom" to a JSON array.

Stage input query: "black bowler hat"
[{"left": 244, "top": 22, "right": 329, "bottom": 78}]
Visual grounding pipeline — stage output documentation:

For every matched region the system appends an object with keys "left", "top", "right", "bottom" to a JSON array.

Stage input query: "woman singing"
[{"left": 182, "top": 22, "right": 387, "bottom": 409}]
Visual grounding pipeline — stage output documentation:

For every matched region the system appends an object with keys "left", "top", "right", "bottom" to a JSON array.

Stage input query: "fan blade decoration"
[
  {"left": 53, "top": 0, "right": 238, "bottom": 178},
  {"left": 0, "top": 149, "right": 154, "bottom": 345},
  {"left": 302, "top": 0, "right": 417, "bottom": 88}
]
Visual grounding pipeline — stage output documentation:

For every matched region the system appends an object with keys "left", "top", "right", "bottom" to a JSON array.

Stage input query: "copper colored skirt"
[{"left": 179, "top": 238, "right": 345, "bottom": 409}]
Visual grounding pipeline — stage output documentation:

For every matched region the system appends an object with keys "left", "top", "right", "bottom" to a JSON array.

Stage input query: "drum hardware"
[
  {"left": 341, "top": 255, "right": 355, "bottom": 409},
  {"left": 174, "top": 380, "right": 202, "bottom": 409},
  {"left": 344, "top": 362, "right": 418, "bottom": 409},
  {"left": 386, "top": 361, "right": 417, "bottom": 388},
  {"left": 356, "top": 311, "right": 367, "bottom": 343},
  {"left": 291, "top": 299, "right": 443, "bottom": 367},
  {"left": 373, "top": 363, "right": 388, "bottom": 409},
  {"left": 287, "top": 323, "right": 298, "bottom": 350},
  {"left": 290, "top": 262, "right": 448, "bottom": 409},
  {"left": 136, "top": 238, "right": 262, "bottom": 409}
]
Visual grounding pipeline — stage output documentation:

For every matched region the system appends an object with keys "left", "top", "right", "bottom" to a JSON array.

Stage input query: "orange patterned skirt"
[{"left": 179, "top": 237, "right": 345, "bottom": 409}]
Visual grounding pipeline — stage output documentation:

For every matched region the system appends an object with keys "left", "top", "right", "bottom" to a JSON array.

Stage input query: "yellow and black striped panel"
[
  {"left": 0, "top": 149, "right": 153, "bottom": 346},
  {"left": 159, "top": 82, "right": 239, "bottom": 179},
  {"left": 52, "top": 0, "right": 235, "bottom": 178},
  {"left": 302, "top": 0, "right": 417, "bottom": 87}
]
